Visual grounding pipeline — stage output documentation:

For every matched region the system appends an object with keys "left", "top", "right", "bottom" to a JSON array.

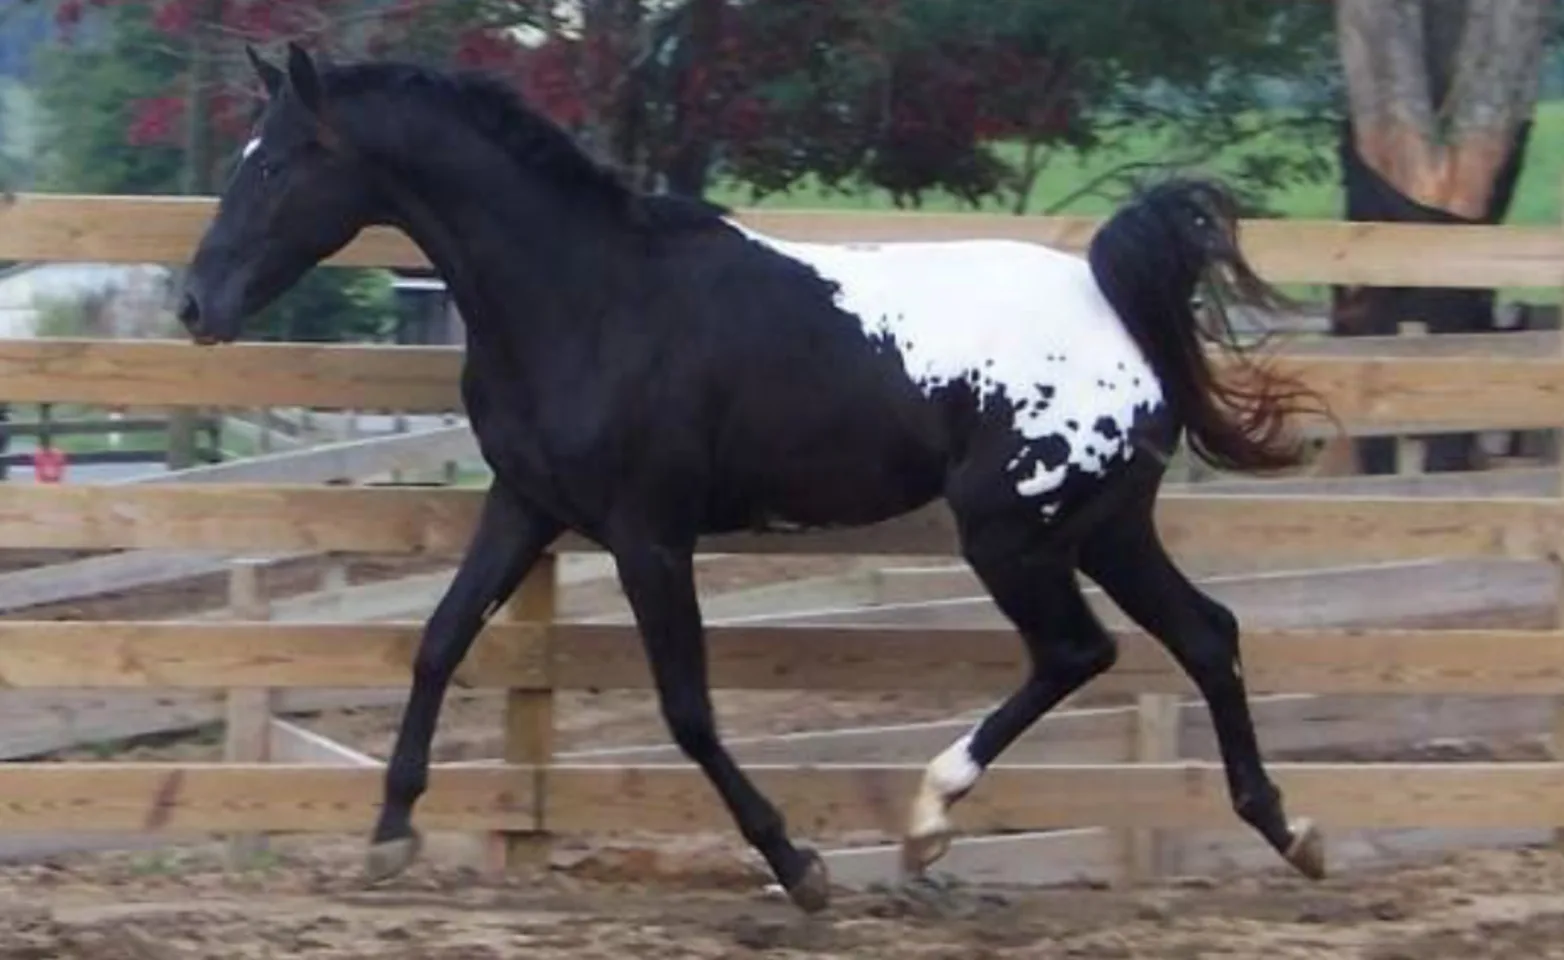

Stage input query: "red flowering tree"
[{"left": 32, "top": 0, "right": 1339, "bottom": 213}]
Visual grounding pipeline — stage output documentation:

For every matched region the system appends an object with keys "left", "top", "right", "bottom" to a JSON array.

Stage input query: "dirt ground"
[{"left": 7, "top": 837, "right": 1564, "bottom": 958}]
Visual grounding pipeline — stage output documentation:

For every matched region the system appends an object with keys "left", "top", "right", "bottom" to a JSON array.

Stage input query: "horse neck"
[{"left": 371, "top": 143, "right": 637, "bottom": 367}]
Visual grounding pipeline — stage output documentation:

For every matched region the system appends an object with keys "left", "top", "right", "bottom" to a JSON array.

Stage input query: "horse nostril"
[{"left": 177, "top": 293, "right": 200, "bottom": 327}]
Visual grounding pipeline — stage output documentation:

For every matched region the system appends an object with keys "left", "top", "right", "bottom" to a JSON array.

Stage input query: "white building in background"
[{"left": 0, "top": 262, "right": 177, "bottom": 339}]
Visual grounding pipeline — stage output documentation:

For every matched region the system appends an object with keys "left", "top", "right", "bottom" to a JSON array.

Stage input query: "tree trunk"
[
  {"left": 581, "top": 0, "right": 646, "bottom": 174},
  {"left": 660, "top": 0, "right": 723, "bottom": 196},
  {"left": 1336, "top": 0, "right": 1549, "bottom": 217},
  {"left": 1331, "top": 0, "right": 1552, "bottom": 474}
]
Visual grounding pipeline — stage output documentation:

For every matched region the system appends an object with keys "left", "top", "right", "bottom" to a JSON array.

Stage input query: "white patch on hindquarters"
[
  {"left": 728, "top": 223, "right": 1163, "bottom": 515},
  {"left": 242, "top": 137, "right": 262, "bottom": 160},
  {"left": 908, "top": 732, "right": 981, "bottom": 839}
]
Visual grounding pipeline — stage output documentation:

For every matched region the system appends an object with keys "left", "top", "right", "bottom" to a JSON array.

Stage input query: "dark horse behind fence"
[{"left": 180, "top": 43, "right": 1332, "bottom": 912}]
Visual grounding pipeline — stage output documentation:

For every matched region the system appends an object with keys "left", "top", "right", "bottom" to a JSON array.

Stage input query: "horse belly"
[{"left": 712, "top": 399, "right": 947, "bottom": 532}]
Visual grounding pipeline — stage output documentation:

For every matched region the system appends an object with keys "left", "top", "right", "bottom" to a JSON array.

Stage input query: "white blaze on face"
[{"left": 242, "top": 137, "right": 262, "bottom": 161}]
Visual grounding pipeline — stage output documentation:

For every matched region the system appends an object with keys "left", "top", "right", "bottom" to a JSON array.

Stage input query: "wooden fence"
[{"left": 1, "top": 194, "right": 1564, "bottom": 883}]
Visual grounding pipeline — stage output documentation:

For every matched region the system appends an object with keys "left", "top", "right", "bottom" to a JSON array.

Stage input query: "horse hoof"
[
  {"left": 900, "top": 827, "right": 954, "bottom": 878},
  {"left": 1284, "top": 818, "right": 1325, "bottom": 881},
  {"left": 786, "top": 848, "right": 832, "bottom": 914},
  {"left": 363, "top": 831, "right": 422, "bottom": 885}
]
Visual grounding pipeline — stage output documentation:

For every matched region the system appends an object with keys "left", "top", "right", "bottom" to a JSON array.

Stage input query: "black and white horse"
[{"left": 179, "top": 43, "right": 1329, "bottom": 912}]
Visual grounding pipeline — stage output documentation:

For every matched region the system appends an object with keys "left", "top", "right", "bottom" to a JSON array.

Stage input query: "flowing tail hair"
[{"left": 1086, "top": 177, "right": 1334, "bottom": 473}]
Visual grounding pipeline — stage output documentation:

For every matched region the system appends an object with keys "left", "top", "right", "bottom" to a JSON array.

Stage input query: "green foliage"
[
  {"left": 247, "top": 267, "right": 396, "bottom": 343},
  {"left": 32, "top": 3, "right": 183, "bottom": 194},
  {"left": 627, "top": 0, "right": 1343, "bottom": 213},
  {"left": 30, "top": 0, "right": 396, "bottom": 344}
]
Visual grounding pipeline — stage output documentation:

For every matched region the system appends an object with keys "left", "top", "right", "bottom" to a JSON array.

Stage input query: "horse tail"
[{"left": 1085, "top": 177, "right": 1330, "bottom": 474}]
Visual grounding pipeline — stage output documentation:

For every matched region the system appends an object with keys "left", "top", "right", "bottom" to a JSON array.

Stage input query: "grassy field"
[{"left": 711, "top": 100, "right": 1564, "bottom": 225}]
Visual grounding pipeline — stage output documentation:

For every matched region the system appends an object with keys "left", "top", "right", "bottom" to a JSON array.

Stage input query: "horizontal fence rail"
[
  {"left": 0, "top": 621, "right": 1562, "bottom": 698},
  {"left": 2, "top": 193, "right": 1561, "bottom": 288},
  {"left": 0, "top": 761, "right": 1557, "bottom": 835},
  {"left": 1, "top": 341, "right": 1563, "bottom": 436},
  {"left": 0, "top": 485, "right": 1550, "bottom": 565}
]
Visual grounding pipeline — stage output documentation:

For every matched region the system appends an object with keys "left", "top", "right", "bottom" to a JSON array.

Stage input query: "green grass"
[{"left": 708, "top": 100, "right": 1564, "bottom": 225}]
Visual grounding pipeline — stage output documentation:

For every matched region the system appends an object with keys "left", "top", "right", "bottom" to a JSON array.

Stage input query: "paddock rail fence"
[{"left": 0, "top": 193, "right": 1561, "bottom": 886}]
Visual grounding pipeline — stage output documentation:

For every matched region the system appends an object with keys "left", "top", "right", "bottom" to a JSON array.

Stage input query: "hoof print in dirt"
[
  {"left": 726, "top": 914, "right": 835, "bottom": 953},
  {"left": 867, "top": 874, "right": 992, "bottom": 921}
]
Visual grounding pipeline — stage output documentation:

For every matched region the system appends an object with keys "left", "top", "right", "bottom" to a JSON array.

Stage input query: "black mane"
[{"left": 319, "top": 60, "right": 728, "bottom": 231}]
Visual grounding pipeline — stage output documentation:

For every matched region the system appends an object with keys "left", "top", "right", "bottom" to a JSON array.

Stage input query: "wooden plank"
[
  {"left": 1280, "top": 356, "right": 1564, "bottom": 432},
  {"left": 0, "top": 763, "right": 531, "bottom": 832},
  {"left": 0, "top": 427, "right": 476, "bottom": 616},
  {"left": 544, "top": 762, "right": 1564, "bottom": 834},
  {"left": 1279, "top": 330, "right": 1560, "bottom": 359},
  {"left": 0, "top": 484, "right": 1549, "bottom": 562},
  {"left": 1122, "top": 694, "right": 1179, "bottom": 882},
  {"left": 831, "top": 558, "right": 1554, "bottom": 632},
  {"left": 12, "top": 621, "right": 1564, "bottom": 696},
  {"left": 495, "top": 558, "right": 559, "bottom": 870},
  {"left": 0, "top": 345, "right": 1558, "bottom": 434},
  {"left": 0, "top": 194, "right": 426, "bottom": 268},
  {"left": 693, "top": 495, "right": 1559, "bottom": 561},
  {"left": 1155, "top": 495, "right": 1558, "bottom": 567},
  {"left": 0, "top": 339, "right": 461, "bottom": 411},
  {"left": 738, "top": 214, "right": 1564, "bottom": 289},
  {"left": 0, "top": 622, "right": 542, "bottom": 688},
  {"left": 548, "top": 624, "right": 1564, "bottom": 696},
  {"left": 10, "top": 195, "right": 1560, "bottom": 288},
  {"left": 1176, "top": 466, "right": 1556, "bottom": 500},
  {"left": 555, "top": 693, "right": 1553, "bottom": 770},
  {"left": 0, "top": 484, "right": 483, "bottom": 553},
  {"left": 223, "top": 560, "right": 273, "bottom": 864}
]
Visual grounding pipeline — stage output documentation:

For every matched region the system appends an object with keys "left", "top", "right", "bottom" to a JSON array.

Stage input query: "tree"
[
  {"left": 33, "top": 0, "right": 399, "bottom": 345},
  {"left": 471, "top": 0, "right": 1340, "bottom": 214},
  {"left": 1336, "top": 0, "right": 1551, "bottom": 217},
  {"left": 1330, "top": 0, "right": 1556, "bottom": 474}
]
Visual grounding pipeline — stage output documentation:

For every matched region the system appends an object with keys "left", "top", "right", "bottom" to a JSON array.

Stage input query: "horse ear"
[
  {"left": 285, "top": 41, "right": 324, "bottom": 115},
  {"left": 246, "top": 44, "right": 283, "bottom": 98}
]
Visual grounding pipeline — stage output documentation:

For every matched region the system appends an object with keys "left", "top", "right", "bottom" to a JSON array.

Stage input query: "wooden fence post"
[
  {"left": 1555, "top": 181, "right": 1564, "bottom": 848},
  {"left": 1118, "top": 692, "right": 1179, "bottom": 884},
  {"left": 489, "top": 554, "right": 558, "bottom": 872},
  {"left": 390, "top": 413, "right": 409, "bottom": 485},
  {"left": 224, "top": 558, "right": 273, "bottom": 866}
]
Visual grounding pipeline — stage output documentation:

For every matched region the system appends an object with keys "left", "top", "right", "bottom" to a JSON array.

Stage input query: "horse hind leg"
[
  {"left": 1079, "top": 507, "right": 1324, "bottom": 881},
  {"left": 902, "top": 532, "right": 1118, "bottom": 877}
]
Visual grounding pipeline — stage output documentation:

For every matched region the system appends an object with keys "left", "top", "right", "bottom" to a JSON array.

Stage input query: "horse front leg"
[
  {"left": 612, "top": 537, "right": 830, "bottom": 913},
  {"left": 365, "top": 485, "right": 561, "bottom": 883}
]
